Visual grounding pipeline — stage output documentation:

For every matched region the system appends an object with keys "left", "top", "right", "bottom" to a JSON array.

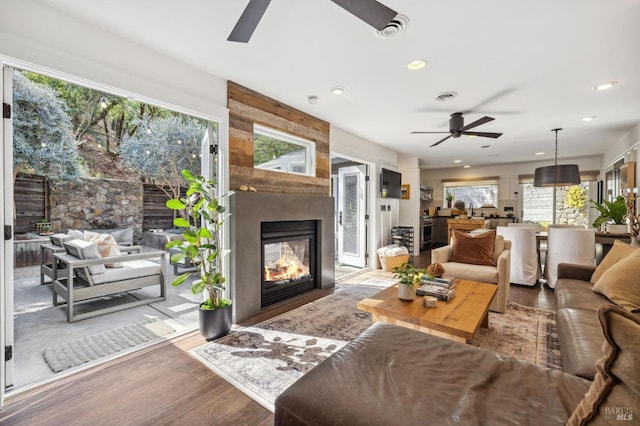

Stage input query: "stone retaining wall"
[{"left": 49, "top": 178, "right": 143, "bottom": 241}]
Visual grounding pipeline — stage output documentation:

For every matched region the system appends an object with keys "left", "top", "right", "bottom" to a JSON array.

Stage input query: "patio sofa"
[
  {"left": 275, "top": 305, "right": 639, "bottom": 425},
  {"left": 51, "top": 239, "right": 166, "bottom": 322}
]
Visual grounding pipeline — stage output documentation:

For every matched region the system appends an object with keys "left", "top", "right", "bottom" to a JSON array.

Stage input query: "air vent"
[
  {"left": 435, "top": 91, "right": 458, "bottom": 102},
  {"left": 372, "top": 14, "right": 409, "bottom": 38}
]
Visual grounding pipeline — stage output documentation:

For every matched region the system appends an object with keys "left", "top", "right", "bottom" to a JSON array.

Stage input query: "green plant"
[
  {"left": 445, "top": 191, "right": 454, "bottom": 202},
  {"left": 392, "top": 263, "right": 427, "bottom": 286},
  {"left": 166, "top": 170, "right": 231, "bottom": 310},
  {"left": 590, "top": 196, "right": 627, "bottom": 228},
  {"left": 565, "top": 186, "right": 586, "bottom": 210}
]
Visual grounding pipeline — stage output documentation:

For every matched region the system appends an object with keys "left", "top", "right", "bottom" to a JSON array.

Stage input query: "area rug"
[
  {"left": 43, "top": 319, "right": 176, "bottom": 373},
  {"left": 191, "top": 286, "right": 561, "bottom": 412},
  {"left": 470, "top": 302, "right": 562, "bottom": 370}
]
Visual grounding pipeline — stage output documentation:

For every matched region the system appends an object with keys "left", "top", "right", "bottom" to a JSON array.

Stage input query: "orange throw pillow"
[{"left": 451, "top": 230, "right": 497, "bottom": 266}]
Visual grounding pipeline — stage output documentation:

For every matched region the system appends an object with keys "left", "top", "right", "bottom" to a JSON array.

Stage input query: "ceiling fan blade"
[
  {"left": 329, "top": 0, "right": 397, "bottom": 31},
  {"left": 461, "top": 116, "right": 494, "bottom": 132},
  {"left": 462, "top": 131, "right": 503, "bottom": 138},
  {"left": 410, "top": 131, "right": 451, "bottom": 134},
  {"left": 430, "top": 135, "right": 453, "bottom": 147},
  {"left": 227, "top": 0, "right": 272, "bottom": 43}
]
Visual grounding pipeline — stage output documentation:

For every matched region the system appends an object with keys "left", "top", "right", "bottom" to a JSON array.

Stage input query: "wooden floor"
[{"left": 0, "top": 252, "right": 555, "bottom": 425}]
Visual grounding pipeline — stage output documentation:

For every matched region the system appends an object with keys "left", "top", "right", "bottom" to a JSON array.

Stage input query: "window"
[
  {"left": 521, "top": 183, "right": 591, "bottom": 228},
  {"left": 254, "top": 124, "right": 316, "bottom": 176},
  {"left": 443, "top": 179, "right": 498, "bottom": 208}
]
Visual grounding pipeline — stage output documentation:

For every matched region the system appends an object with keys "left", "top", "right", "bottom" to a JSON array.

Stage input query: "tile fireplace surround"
[{"left": 230, "top": 191, "right": 335, "bottom": 322}]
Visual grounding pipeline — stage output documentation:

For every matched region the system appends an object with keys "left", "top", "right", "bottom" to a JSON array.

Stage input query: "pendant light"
[{"left": 533, "top": 128, "right": 581, "bottom": 187}]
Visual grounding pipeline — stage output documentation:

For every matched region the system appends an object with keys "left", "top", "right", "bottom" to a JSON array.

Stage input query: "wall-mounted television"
[{"left": 380, "top": 168, "right": 402, "bottom": 199}]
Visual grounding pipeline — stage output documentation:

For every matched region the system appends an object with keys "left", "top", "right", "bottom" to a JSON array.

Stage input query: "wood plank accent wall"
[{"left": 228, "top": 81, "right": 331, "bottom": 196}]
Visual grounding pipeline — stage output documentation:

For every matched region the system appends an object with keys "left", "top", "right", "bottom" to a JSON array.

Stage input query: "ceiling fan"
[
  {"left": 227, "top": 0, "right": 398, "bottom": 43},
  {"left": 411, "top": 112, "right": 503, "bottom": 147}
]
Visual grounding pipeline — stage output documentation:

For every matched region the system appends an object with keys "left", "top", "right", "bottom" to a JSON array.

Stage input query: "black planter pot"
[{"left": 199, "top": 303, "right": 233, "bottom": 341}]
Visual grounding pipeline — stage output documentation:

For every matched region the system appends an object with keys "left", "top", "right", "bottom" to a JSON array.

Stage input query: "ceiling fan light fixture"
[{"left": 533, "top": 129, "right": 581, "bottom": 187}]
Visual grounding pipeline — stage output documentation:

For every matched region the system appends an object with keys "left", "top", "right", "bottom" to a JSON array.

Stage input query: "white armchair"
[
  {"left": 544, "top": 227, "right": 595, "bottom": 289},
  {"left": 431, "top": 233, "right": 511, "bottom": 313},
  {"left": 496, "top": 226, "right": 540, "bottom": 286}
]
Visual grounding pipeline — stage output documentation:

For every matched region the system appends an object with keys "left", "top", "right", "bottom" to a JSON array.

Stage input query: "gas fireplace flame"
[{"left": 264, "top": 252, "right": 310, "bottom": 283}]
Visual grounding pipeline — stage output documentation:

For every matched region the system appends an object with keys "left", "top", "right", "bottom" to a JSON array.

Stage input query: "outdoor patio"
[{"left": 11, "top": 247, "right": 201, "bottom": 391}]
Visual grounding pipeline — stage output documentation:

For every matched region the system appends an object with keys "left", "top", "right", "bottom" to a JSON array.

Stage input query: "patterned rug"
[{"left": 191, "top": 285, "right": 561, "bottom": 412}]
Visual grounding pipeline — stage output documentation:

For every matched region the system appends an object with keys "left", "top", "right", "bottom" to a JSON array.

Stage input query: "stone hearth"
[{"left": 230, "top": 192, "right": 335, "bottom": 322}]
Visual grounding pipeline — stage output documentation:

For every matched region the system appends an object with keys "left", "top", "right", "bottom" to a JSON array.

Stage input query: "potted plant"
[
  {"left": 445, "top": 191, "right": 454, "bottom": 208},
  {"left": 590, "top": 196, "right": 627, "bottom": 233},
  {"left": 166, "top": 170, "right": 233, "bottom": 340},
  {"left": 392, "top": 262, "right": 427, "bottom": 300}
]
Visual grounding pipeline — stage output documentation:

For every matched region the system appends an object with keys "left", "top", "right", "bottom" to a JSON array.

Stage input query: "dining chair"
[
  {"left": 544, "top": 227, "right": 596, "bottom": 288},
  {"left": 496, "top": 226, "right": 540, "bottom": 286}
]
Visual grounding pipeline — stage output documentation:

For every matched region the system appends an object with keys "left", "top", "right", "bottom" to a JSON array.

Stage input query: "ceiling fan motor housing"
[{"left": 450, "top": 112, "right": 464, "bottom": 137}]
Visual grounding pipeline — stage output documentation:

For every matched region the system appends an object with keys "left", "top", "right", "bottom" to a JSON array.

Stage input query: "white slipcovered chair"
[
  {"left": 544, "top": 227, "right": 595, "bottom": 289},
  {"left": 496, "top": 226, "right": 540, "bottom": 286}
]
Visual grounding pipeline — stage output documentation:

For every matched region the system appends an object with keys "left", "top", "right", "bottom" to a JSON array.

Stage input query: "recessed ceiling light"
[
  {"left": 331, "top": 86, "right": 346, "bottom": 95},
  {"left": 307, "top": 96, "right": 319, "bottom": 104},
  {"left": 481, "top": 145, "right": 491, "bottom": 148},
  {"left": 463, "top": 165, "right": 471, "bottom": 168},
  {"left": 467, "top": 135, "right": 477, "bottom": 138},
  {"left": 407, "top": 59, "right": 427, "bottom": 70},
  {"left": 593, "top": 81, "right": 618, "bottom": 91},
  {"left": 582, "top": 116, "right": 596, "bottom": 122},
  {"left": 535, "top": 152, "right": 545, "bottom": 156},
  {"left": 454, "top": 160, "right": 462, "bottom": 163}
]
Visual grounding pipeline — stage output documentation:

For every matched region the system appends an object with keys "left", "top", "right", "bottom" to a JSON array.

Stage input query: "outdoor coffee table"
[{"left": 357, "top": 279, "right": 497, "bottom": 343}]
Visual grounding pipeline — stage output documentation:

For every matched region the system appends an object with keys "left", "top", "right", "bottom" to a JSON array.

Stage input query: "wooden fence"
[{"left": 14, "top": 174, "right": 47, "bottom": 234}]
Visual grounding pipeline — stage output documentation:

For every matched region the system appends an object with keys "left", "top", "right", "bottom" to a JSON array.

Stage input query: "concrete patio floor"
[
  {"left": 10, "top": 249, "right": 202, "bottom": 392},
  {"left": 9, "top": 248, "right": 364, "bottom": 393}
]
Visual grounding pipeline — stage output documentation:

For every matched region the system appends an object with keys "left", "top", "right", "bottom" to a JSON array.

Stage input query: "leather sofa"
[
  {"left": 275, "top": 322, "right": 592, "bottom": 425},
  {"left": 555, "top": 263, "right": 609, "bottom": 380}
]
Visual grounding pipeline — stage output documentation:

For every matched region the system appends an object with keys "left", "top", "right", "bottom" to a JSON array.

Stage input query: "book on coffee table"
[
  {"left": 416, "top": 284, "right": 456, "bottom": 301},
  {"left": 422, "top": 276, "right": 456, "bottom": 289}
]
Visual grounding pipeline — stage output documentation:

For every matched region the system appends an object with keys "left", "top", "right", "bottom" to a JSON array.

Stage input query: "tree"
[
  {"left": 22, "top": 72, "right": 169, "bottom": 155},
  {"left": 13, "top": 71, "right": 82, "bottom": 185},
  {"left": 119, "top": 115, "right": 207, "bottom": 202}
]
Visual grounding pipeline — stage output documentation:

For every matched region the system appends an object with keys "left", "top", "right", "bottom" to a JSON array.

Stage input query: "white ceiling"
[{"left": 40, "top": 0, "right": 640, "bottom": 169}]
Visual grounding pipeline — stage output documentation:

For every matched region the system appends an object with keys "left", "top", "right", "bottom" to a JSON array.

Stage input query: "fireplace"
[
  {"left": 261, "top": 220, "right": 318, "bottom": 308},
  {"left": 231, "top": 191, "right": 334, "bottom": 323}
]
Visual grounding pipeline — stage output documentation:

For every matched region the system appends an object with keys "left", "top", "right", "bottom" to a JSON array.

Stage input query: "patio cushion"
[
  {"left": 90, "top": 259, "right": 161, "bottom": 284},
  {"left": 84, "top": 231, "right": 122, "bottom": 268},
  {"left": 50, "top": 233, "right": 74, "bottom": 247},
  {"left": 63, "top": 240, "right": 106, "bottom": 275}
]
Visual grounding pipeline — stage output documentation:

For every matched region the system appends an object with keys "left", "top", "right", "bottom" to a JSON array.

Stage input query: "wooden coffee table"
[{"left": 357, "top": 279, "right": 497, "bottom": 343}]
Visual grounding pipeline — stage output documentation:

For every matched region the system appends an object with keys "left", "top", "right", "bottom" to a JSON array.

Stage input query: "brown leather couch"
[
  {"left": 555, "top": 263, "right": 609, "bottom": 380},
  {"left": 275, "top": 322, "right": 591, "bottom": 425}
]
